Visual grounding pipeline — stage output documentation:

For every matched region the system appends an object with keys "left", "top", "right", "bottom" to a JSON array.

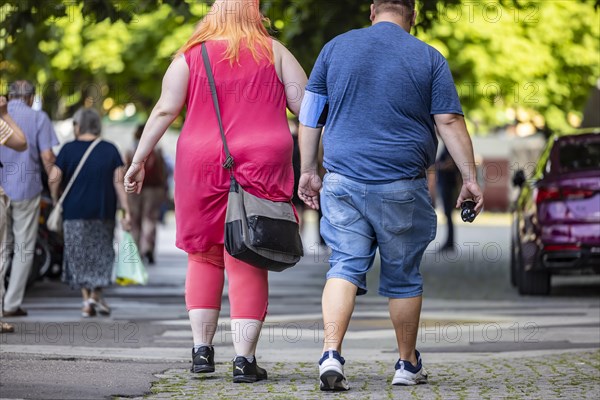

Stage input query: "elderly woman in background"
[{"left": 49, "top": 108, "right": 131, "bottom": 317}]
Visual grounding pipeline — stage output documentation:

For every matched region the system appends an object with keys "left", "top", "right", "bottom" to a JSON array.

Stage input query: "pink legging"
[{"left": 185, "top": 245, "right": 269, "bottom": 321}]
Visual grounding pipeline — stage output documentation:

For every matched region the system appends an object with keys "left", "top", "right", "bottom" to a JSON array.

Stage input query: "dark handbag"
[{"left": 201, "top": 44, "right": 303, "bottom": 272}]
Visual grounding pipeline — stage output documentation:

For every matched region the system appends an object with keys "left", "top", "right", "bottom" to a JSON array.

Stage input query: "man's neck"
[{"left": 372, "top": 14, "right": 412, "bottom": 33}]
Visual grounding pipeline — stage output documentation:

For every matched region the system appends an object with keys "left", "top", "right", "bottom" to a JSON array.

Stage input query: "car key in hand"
[{"left": 461, "top": 200, "right": 477, "bottom": 223}]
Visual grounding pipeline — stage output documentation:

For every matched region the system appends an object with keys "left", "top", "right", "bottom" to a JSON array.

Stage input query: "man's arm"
[
  {"left": 298, "top": 124, "right": 323, "bottom": 210},
  {"left": 434, "top": 113, "right": 484, "bottom": 213},
  {"left": 40, "top": 149, "right": 56, "bottom": 178}
]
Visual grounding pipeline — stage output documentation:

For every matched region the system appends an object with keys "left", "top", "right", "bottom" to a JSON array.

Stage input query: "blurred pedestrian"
[
  {"left": 0, "top": 81, "right": 59, "bottom": 317},
  {"left": 436, "top": 145, "right": 460, "bottom": 251},
  {"left": 124, "top": 0, "right": 307, "bottom": 383},
  {"left": 48, "top": 108, "right": 131, "bottom": 317},
  {"left": 126, "top": 124, "right": 167, "bottom": 265},
  {"left": 298, "top": 0, "right": 484, "bottom": 390},
  {"left": 0, "top": 95, "right": 28, "bottom": 333}
]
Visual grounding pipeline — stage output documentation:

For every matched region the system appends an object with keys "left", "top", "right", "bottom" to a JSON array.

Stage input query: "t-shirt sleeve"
[
  {"left": 54, "top": 146, "right": 67, "bottom": 171},
  {"left": 305, "top": 44, "right": 330, "bottom": 96},
  {"left": 37, "top": 111, "right": 59, "bottom": 152},
  {"left": 430, "top": 51, "right": 463, "bottom": 116}
]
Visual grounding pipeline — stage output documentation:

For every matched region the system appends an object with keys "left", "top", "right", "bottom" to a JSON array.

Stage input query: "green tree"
[{"left": 1, "top": 0, "right": 598, "bottom": 133}]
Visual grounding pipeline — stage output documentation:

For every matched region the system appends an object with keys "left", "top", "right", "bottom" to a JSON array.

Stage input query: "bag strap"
[
  {"left": 201, "top": 43, "right": 235, "bottom": 172},
  {"left": 56, "top": 138, "right": 102, "bottom": 206}
]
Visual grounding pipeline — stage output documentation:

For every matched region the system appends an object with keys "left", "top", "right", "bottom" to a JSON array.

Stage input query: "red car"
[{"left": 511, "top": 129, "right": 600, "bottom": 295}]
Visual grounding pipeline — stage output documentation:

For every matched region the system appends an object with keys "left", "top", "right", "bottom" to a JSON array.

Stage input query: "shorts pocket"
[
  {"left": 323, "top": 192, "right": 361, "bottom": 227},
  {"left": 382, "top": 197, "right": 415, "bottom": 235}
]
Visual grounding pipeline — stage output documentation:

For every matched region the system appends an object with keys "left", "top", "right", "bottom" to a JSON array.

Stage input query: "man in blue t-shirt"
[{"left": 298, "top": 0, "right": 484, "bottom": 391}]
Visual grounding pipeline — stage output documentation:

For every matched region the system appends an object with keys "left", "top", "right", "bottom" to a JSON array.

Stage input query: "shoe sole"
[
  {"left": 392, "top": 377, "right": 428, "bottom": 386},
  {"left": 320, "top": 370, "right": 349, "bottom": 391},
  {"left": 191, "top": 365, "right": 215, "bottom": 374},
  {"left": 233, "top": 375, "right": 267, "bottom": 383}
]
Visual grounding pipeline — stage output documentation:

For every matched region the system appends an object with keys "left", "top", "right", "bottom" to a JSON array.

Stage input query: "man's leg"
[
  {"left": 322, "top": 278, "right": 358, "bottom": 353},
  {"left": 389, "top": 296, "right": 422, "bottom": 366},
  {"left": 128, "top": 193, "right": 143, "bottom": 251},
  {"left": 3, "top": 195, "right": 40, "bottom": 313}
]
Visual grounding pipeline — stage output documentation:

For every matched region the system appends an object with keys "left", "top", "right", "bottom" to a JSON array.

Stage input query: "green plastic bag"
[{"left": 115, "top": 231, "right": 148, "bottom": 286}]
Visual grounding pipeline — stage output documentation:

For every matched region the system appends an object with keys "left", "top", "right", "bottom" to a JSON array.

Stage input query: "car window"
[{"left": 558, "top": 141, "right": 600, "bottom": 172}]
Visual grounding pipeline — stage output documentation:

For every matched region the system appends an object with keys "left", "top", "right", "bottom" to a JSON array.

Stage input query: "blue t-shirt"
[
  {"left": 305, "top": 22, "right": 463, "bottom": 183},
  {"left": 55, "top": 140, "right": 124, "bottom": 221}
]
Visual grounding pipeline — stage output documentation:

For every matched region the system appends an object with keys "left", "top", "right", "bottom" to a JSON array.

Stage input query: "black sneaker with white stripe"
[
  {"left": 191, "top": 346, "right": 215, "bottom": 373},
  {"left": 232, "top": 356, "right": 268, "bottom": 383},
  {"left": 319, "top": 350, "right": 350, "bottom": 391}
]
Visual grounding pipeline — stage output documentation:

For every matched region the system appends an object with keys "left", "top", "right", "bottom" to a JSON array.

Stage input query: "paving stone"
[{"left": 117, "top": 350, "right": 600, "bottom": 400}]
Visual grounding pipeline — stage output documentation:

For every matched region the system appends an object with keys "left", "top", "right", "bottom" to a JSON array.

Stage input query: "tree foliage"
[{"left": 1, "top": 0, "right": 598, "bottom": 133}]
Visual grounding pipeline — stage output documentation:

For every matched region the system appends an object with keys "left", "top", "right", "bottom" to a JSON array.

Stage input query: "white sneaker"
[
  {"left": 319, "top": 350, "right": 350, "bottom": 391},
  {"left": 392, "top": 350, "right": 428, "bottom": 386}
]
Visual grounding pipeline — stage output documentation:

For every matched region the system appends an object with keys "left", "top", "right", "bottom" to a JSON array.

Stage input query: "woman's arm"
[
  {"left": 48, "top": 165, "right": 62, "bottom": 203},
  {"left": 273, "top": 40, "right": 307, "bottom": 116},
  {"left": 131, "top": 57, "right": 189, "bottom": 164},
  {"left": 0, "top": 96, "right": 27, "bottom": 151},
  {"left": 125, "top": 56, "right": 189, "bottom": 194}
]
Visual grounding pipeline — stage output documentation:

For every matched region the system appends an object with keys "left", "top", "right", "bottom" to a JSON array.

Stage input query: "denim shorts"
[{"left": 320, "top": 172, "right": 437, "bottom": 298}]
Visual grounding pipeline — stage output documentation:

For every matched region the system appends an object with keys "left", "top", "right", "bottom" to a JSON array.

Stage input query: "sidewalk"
[
  {"left": 136, "top": 213, "right": 599, "bottom": 399},
  {"left": 123, "top": 350, "right": 600, "bottom": 400}
]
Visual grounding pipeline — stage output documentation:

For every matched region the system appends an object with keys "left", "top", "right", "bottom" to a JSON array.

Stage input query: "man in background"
[
  {"left": 0, "top": 81, "right": 58, "bottom": 317},
  {"left": 1, "top": 95, "right": 28, "bottom": 332}
]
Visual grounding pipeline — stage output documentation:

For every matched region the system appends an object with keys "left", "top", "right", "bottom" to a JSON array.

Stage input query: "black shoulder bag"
[{"left": 201, "top": 43, "right": 303, "bottom": 272}]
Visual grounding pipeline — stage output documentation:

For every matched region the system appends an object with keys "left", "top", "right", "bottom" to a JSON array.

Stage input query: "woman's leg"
[
  {"left": 81, "top": 288, "right": 95, "bottom": 317},
  {"left": 90, "top": 288, "right": 111, "bottom": 315},
  {"left": 186, "top": 250, "right": 226, "bottom": 346},
  {"left": 224, "top": 251, "right": 269, "bottom": 358}
]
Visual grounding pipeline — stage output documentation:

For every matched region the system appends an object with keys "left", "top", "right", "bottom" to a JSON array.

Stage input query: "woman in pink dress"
[{"left": 124, "top": 0, "right": 307, "bottom": 383}]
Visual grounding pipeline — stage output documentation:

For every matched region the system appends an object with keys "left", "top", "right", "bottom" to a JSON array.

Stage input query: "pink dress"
[{"left": 175, "top": 40, "right": 295, "bottom": 254}]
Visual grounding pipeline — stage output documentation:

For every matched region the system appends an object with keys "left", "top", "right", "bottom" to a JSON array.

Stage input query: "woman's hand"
[{"left": 124, "top": 162, "right": 145, "bottom": 195}]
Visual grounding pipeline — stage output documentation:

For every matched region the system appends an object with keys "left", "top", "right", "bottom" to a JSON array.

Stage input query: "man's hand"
[
  {"left": 456, "top": 180, "right": 484, "bottom": 214},
  {"left": 298, "top": 170, "right": 322, "bottom": 210}
]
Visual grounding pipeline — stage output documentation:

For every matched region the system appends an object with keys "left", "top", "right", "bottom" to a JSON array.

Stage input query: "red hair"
[{"left": 175, "top": 0, "right": 273, "bottom": 64}]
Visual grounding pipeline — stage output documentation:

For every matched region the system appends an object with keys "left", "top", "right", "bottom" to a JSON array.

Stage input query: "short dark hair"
[
  {"left": 373, "top": 0, "right": 416, "bottom": 22},
  {"left": 73, "top": 107, "right": 102, "bottom": 136}
]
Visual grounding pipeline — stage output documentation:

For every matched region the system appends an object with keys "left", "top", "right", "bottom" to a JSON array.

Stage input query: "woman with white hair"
[{"left": 49, "top": 107, "right": 131, "bottom": 317}]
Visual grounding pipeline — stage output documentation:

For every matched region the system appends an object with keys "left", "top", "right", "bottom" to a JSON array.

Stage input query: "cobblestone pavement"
[{"left": 122, "top": 350, "right": 600, "bottom": 400}]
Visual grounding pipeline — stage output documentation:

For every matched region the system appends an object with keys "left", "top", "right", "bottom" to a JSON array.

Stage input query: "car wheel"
[{"left": 516, "top": 249, "right": 551, "bottom": 295}]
